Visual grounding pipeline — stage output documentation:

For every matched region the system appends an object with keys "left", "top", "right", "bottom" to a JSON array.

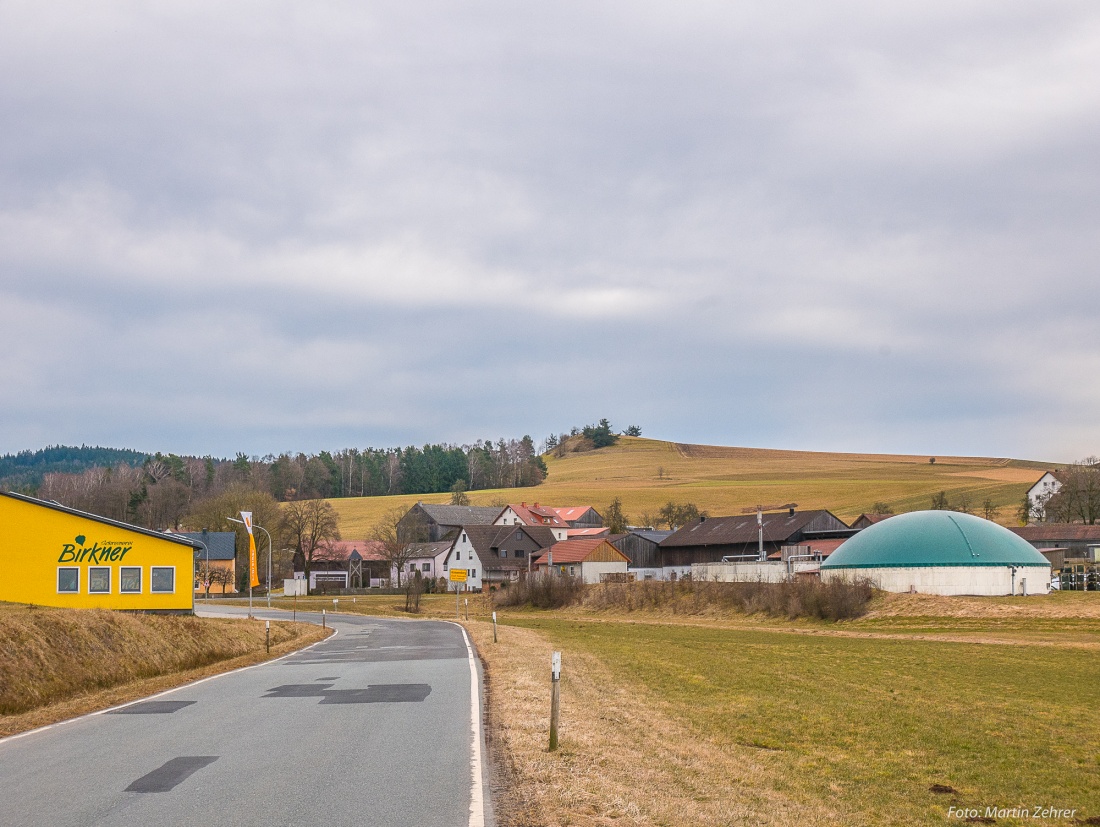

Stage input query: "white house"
[
  {"left": 1027, "top": 471, "right": 1063, "bottom": 522},
  {"left": 441, "top": 524, "right": 557, "bottom": 590},
  {"left": 532, "top": 538, "right": 630, "bottom": 584}
]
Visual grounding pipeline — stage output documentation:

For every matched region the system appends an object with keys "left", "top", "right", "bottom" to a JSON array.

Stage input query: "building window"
[
  {"left": 569, "top": 565, "right": 576, "bottom": 577},
  {"left": 461, "top": 533, "right": 467, "bottom": 542},
  {"left": 151, "top": 567, "right": 175, "bottom": 593},
  {"left": 89, "top": 567, "right": 111, "bottom": 593},
  {"left": 121, "top": 567, "right": 141, "bottom": 593},
  {"left": 455, "top": 552, "right": 461, "bottom": 561},
  {"left": 515, "top": 530, "right": 523, "bottom": 540},
  {"left": 58, "top": 567, "right": 79, "bottom": 593},
  {"left": 499, "top": 548, "right": 507, "bottom": 558},
  {"left": 515, "top": 549, "right": 525, "bottom": 558},
  {"left": 422, "top": 562, "right": 431, "bottom": 572}
]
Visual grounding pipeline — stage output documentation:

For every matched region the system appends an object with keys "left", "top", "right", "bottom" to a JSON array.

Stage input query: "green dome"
[{"left": 823, "top": 511, "right": 1051, "bottom": 569}]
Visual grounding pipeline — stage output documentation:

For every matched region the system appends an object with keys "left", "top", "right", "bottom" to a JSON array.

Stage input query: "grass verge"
[
  {"left": 469, "top": 596, "right": 1100, "bottom": 826},
  {"left": 0, "top": 602, "right": 330, "bottom": 737}
]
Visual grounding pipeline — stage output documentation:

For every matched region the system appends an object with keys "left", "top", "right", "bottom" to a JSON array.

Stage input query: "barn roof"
[{"left": 660, "top": 510, "right": 844, "bottom": 548}]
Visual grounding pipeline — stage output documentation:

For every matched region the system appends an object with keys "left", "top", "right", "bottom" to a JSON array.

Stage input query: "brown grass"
[
  {"left": 0, "top": 602, "right": 329, "bottom": 736},
  {"left": 470, "top": 620, "right": 834, "bottom": 827},
  {"left": 327, "top": 436, "right": 1052, "bottom": 538}
]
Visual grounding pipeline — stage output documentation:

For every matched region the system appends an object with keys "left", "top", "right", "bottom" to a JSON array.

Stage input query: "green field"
[
  {"left": 493, "top": 605, "right": 1100, "bottom": 826},
  {"left": 327, "top": 436, "right": 1052, "bottom": 539}
]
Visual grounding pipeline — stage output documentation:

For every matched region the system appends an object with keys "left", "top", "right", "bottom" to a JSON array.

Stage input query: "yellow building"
[{"left": 0, "top": 491, "right": 201, "bottom": 613}]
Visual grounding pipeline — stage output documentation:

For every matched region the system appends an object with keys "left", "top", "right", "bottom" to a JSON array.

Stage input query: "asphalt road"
[{"left": 0, "top": 608, "right": 490, "bottom": 827}]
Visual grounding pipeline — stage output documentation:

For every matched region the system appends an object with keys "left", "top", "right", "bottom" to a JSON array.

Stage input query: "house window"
[
  {"left": 569, "top": 565, "right": 576, "bottom": 576},
  {"left": 58, "top": 567, "right": 79, "bottom": 593},
  {"left": 469, "top": 569, "right": 476, "bottom": 578},
  {"left": 515, "top": 530, "right": 523, "bottom": 540},
  {"left": 121, "top": 567, "right": 141, "bottom": 593},
  {"left": 89, "top": 567, "right": 111, "bottom": 593},
  {"left": 515, "top": 550, "right": 525, "bottom": 558},
  {"left": 422, "top": 563, "right": 431, "bottom": 571},
  {"left": 151, "top": 567, "right": 175, "bottom": 593},
  {"left": 499, "top": 548, "right": 507, "bottom": 558},
  {"left": 455, "top": 552, "right": 461, "bottom": 561},
  {"left": 462, "top": 533, "right": 467, "bottom": 542}
]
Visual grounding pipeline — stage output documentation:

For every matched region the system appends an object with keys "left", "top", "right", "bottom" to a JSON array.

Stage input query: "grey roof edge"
[{"left": 1, "top": 490, "right": 205, "bottom": 550}]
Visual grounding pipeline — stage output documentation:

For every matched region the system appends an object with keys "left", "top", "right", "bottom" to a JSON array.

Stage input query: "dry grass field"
[{"left": 327, "top": 437, "right": 1052, "bottom": 539}]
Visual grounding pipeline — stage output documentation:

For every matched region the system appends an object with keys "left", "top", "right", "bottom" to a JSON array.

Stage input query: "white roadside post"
[
  {"left": 492, "top": 611, "right": 498, "bottom": 643},
  {"left": 549, "top": 652, "right": 562, "bottom": 751}
]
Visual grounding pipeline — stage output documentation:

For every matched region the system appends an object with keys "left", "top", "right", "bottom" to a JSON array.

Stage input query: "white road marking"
[{"left": 455, "top": 623, "right": 486, "bottom": 827}]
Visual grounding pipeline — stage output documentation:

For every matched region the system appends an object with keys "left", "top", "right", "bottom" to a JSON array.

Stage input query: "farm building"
[
  {"left": 533, "top": 538, "right": 630, "bottom": 584},
  {"left": 821, "top": 510, "right": 1052, "bottom": 596},
  {"left": 611, "top": 529, "right": 674, "bottom": 576},
  {"left": 0, "top": 490, "right": 202, "bottom": 612},
  {"left": 659, "top": 509, "right": 855, "bottom": 579},
  {"left": 398, "top": 503, "right": 501, "bottom": 542}
]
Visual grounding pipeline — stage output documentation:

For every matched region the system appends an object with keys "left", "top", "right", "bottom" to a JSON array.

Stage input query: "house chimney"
[
  {"left": 521, "top": 502, "right": 526, "bottom": 508},
  {"left": 789, "top": 507, "right": 795, "bottom": 516},
  {"left": 699, "top": 515, "right": 706, "bottom": 523}
]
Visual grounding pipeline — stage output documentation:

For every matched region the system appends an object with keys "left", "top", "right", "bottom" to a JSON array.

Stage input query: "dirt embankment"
[{"left": 0, "top": 603, "right": 328, "bottom": 736}]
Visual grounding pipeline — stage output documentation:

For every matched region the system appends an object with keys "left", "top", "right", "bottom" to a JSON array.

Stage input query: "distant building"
[
  {"left": 533, "top": 538, "right": 630, "bottom": 584},
  {"left": 495, "top": 503, "right": 569, "bottom": 542},
  {"left": 442, "top": 524, "right": 557, "bottom": 590},
  {"left": 1026, "top": 472, "right": 1064, "bottom": 522},
  {"left": 822, "top": 511, "right": 1051, "bottom": 595},
  {"left": 398, "top": 503, "right": 501, "bottom": 543},
  {"left": 551, "top": 506, "right": 604, "bottom": 528},
  {"left": 659, "top": 509, "right": 853, "bottom": 579},
  {"left": 611, "top": 529, "right": 674, "bottom": 573},
  {"left": 175, "top": 530, "right": 237, "bottom": 594},
  {"left": 850, "top": 513, "right": 894, "bottom": 530}
]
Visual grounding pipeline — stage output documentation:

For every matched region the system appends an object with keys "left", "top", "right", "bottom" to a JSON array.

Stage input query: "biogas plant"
[{"left": 819, "top": 510, "right": 1052, "bottom": 596}]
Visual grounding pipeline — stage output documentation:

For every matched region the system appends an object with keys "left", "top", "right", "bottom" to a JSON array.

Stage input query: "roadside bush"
[
  {"left": 492, "top": 575, "right": 584, "bottom": 609},
  {"left": 583, "top": 577, "right": 874, "bottom": 621}
]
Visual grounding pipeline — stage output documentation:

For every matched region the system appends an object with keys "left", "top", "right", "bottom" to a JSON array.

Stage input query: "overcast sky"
[{"left": 2, "top": 1, "right": 1098, "bottom": 462}]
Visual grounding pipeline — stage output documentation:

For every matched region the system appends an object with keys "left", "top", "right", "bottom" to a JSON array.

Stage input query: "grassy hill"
[{"left": 327, "top": 437, "right": 1052, "bottom": 539}]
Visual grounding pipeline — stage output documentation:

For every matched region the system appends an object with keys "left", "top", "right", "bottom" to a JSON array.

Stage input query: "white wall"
[
  {"left": 444, "top": 533, "right": 482, "bottom": 590},
  {"left": 579, "top": 560, "right": 628, "bottom": 584},
  {"left": 822, "top": 565, "right": 1051, "bottom": 596},
  {"left": 691, "top": 562, "right": 818, "bottom": 583}
]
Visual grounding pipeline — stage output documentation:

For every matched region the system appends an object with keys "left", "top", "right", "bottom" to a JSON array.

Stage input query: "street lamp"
[{"left": 228, "top": 517, "right": 273, "bottom": 610}]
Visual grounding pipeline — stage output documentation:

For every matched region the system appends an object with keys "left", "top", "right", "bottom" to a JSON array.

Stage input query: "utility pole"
[{"left": 741, "top": 503, "right": 798, "bottom": 562}]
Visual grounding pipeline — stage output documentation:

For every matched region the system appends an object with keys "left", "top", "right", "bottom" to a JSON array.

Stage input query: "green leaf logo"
[{"left": 75, "top": 535, "right": 85, "bottom": 545}]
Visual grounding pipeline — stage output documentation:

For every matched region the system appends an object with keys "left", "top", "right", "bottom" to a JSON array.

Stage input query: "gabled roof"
[
  {"left": 0, "top": 490, "right": 203, "bottom": 551},
  {"left": 315, "top": 540, "right": 388, "bottom": 563},
  {"left": 175, "top": 531, "right": 236, "bottom": 561},
  {"left": 460, "top": 524, "right": 557, "bottom": 570},
  {"left": 660, "top": 510, "right": 845, "bottom": 548},
  {"left": 852, "top": 513, "right": 893, "bottom": 526},
  {"left": 552, "top": 506, "right": 601, "bottom": 522},
  {"left": 416, "top": 504, "right": 501, "bottom": 526},
  {"left": 405, "top": 541, "right": 453, "bottom": 560},
  {"left": 533, "top": 538, "right": 629, "bottom": 565},
  {"left": 625, "top": 529, "right": 674, "bottom": 543},
  {"left": 504, "top": 503, "right": 568, "bottom": 528}
]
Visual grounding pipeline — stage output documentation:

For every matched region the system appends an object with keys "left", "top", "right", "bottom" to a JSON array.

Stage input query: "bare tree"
[
  {"left": 1045, "top": 458, "right": 1100, "bottom": 524},
  {"left": 279, "top": 499, "right": 341, "bottom": 587},
  {"left": 370, "top": 505, "right": 418, "bottom": 587}
]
